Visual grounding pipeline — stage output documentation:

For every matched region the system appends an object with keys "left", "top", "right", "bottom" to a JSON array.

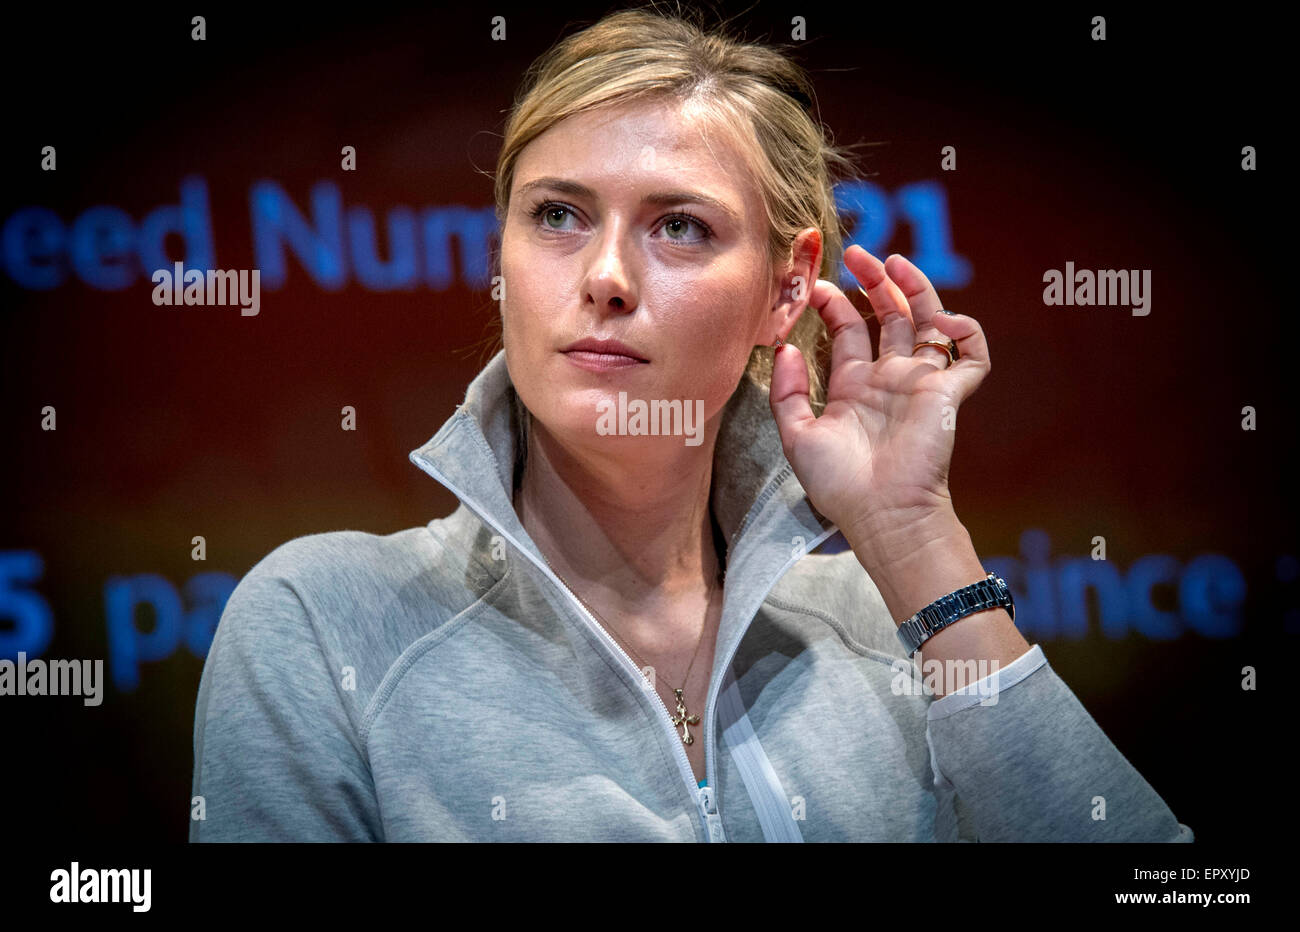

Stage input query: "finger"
[
  {"left": 768, "top": 342, "right": 815, "bottom": 455},
  {"left": 928, "top": 310, "right": 991, "bottom": 400},
  {"left": 844, "top": 245, "right": 917, "bottom": 359},
  {"left": 883, "top": 253, "right": 952, "bottom": 369},
  {"left": 808, "top": 278, "right": 874, "bottom": 375}
]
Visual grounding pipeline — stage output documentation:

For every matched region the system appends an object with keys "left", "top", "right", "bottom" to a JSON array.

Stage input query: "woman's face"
[{"left": 500, "top": 97, "right": 805, "bottom": 454}]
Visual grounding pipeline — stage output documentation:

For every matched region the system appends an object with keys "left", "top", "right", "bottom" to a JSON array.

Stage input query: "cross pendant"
[{"left": 670, "top": 687, "right": 701, "bottom": 745}]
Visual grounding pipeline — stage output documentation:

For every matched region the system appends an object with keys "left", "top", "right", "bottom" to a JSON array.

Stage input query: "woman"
[{"left": 189, "top": 7, "right": 1191, "bottom": 842}]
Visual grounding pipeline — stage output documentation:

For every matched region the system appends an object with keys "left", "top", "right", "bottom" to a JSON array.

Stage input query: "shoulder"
[
  {"left": 238, "top": 506, "right": 498, "bottom": 623},
  {"left": 210, "top": 510, "right": 501, "bottom": 709},
  {"left": 243, "top": 525, "right": 455, "bottom": 612}
]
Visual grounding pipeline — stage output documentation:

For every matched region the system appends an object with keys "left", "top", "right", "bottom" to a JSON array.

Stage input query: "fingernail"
[{"left": 939, "top": 309, "right": 957, "bottom": 315}]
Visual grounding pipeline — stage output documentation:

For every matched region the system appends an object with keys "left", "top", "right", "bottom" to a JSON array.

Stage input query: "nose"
[{"left": 583, "top": 220, "right": 638, "bottom": 316}]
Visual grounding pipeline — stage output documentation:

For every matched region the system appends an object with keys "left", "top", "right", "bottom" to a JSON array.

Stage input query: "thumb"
[{"left": 768, "top": 343, "right": 816, "bottom": 448}]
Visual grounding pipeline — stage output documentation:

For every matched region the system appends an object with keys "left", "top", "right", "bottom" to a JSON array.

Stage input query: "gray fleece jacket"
[{"left": 189, "top": 349, "right": 1192, "bottom": 842}]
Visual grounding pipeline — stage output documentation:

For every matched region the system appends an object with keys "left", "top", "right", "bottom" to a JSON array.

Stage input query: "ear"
[{"left": 769, "top": 228, "right": 823, "bottom": 343}]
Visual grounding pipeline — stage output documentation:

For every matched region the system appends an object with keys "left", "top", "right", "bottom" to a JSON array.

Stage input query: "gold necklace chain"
[{"left": 538, "top": 549, "right": 720, "bottom": 746}]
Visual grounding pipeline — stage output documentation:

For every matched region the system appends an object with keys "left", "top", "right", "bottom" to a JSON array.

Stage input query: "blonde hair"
[{"left": 483, "top": 4, "right": 875, "bottom": 481}]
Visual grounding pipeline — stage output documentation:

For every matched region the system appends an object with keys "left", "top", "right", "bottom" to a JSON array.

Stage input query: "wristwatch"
[{"left": 896, "top": 571, "right": 1016, "bottom": 657}]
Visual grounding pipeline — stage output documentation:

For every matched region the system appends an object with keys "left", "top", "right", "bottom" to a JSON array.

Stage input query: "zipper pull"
[{"left": 697, "top": 784, "right": 725, "bottom": 842}]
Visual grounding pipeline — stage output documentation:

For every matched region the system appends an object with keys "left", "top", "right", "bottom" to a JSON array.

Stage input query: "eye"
[
  {"left": 526, "top": 201, "right": 713, "bottom": 245},
  {"left": 659, "top": 213, "right": 712, "bottom": 243},
  {"left": 529, "top": 202, "right": 575, "bottom": 231}
]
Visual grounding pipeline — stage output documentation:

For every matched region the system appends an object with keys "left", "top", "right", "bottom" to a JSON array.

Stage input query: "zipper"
[
  {"left": 701, "top": 464, "right": 838, "bottom": 800},
  {"left": 542, "top": 553, "right": 727, "bottom": 843},
  {"left": 410, "top": 450, "right": 715, "bottom": 841}
]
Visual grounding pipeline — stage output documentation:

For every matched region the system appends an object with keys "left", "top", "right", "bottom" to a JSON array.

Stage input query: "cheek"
[
  {"left": 499, "top": 252, "right": 539, "bottom": 342},
  {"left": 501, "top": 242, "right": 568, "bottom": 328},
  {"left": 660, "top": 279, "right": 765, "bottom": 405}
]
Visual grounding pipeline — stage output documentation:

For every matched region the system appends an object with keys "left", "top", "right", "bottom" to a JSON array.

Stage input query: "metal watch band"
[{"left": 896, "top": 571, "right": 1016, "bottom": 657}]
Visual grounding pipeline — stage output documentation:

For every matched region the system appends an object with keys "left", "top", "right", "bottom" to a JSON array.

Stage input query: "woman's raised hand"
[{"left": 768, "top": 244, "right": 993, "bottom": 546}]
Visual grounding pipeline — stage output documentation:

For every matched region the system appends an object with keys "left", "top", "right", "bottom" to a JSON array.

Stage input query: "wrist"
[
  {"left": 844, "top": 509, "right": 989, "bottom": 626},
  {"left": 843, "top": 505, "right": 965, "bottom": 575}
]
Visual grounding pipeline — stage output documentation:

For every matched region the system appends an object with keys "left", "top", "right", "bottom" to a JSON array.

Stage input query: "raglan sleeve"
[
  {"left": 189, "top": 554, "right": 382, "bottom": 842},
  {"left": 923, "top": 644, "right": 1192, "bottom": 842}
]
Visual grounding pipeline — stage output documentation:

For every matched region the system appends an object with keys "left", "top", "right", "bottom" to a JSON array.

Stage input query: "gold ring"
[{"left": 913, "top": 339, "right": 958, "bottom": 367}]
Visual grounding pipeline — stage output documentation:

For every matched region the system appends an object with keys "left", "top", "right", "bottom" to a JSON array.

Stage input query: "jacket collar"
[{"left": 408, "top": 349, "right": 839, "bottom": 684}]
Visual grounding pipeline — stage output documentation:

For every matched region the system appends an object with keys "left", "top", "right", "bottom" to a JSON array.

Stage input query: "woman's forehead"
[{"left": 516, "top": 99, "right": 759, "bottom": 208}]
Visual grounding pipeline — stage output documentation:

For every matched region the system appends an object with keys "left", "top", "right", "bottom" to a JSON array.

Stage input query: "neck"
[{"left": 514, "top": 411, "right": 726, "bottom": 614}]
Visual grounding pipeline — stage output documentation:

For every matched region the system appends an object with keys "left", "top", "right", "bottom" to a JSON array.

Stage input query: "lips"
[{"left": 561, "top": 338, "right": 648, "bottom": 362}]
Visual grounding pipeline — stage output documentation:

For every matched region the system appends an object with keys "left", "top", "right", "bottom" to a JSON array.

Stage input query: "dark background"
[{"left": 1, "top": 3, "right": 1291, "bottom": 846}]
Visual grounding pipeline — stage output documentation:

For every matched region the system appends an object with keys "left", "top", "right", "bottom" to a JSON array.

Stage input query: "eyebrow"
[{"left": 515, "top": 176, "right": 740, "bottom": 222}]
